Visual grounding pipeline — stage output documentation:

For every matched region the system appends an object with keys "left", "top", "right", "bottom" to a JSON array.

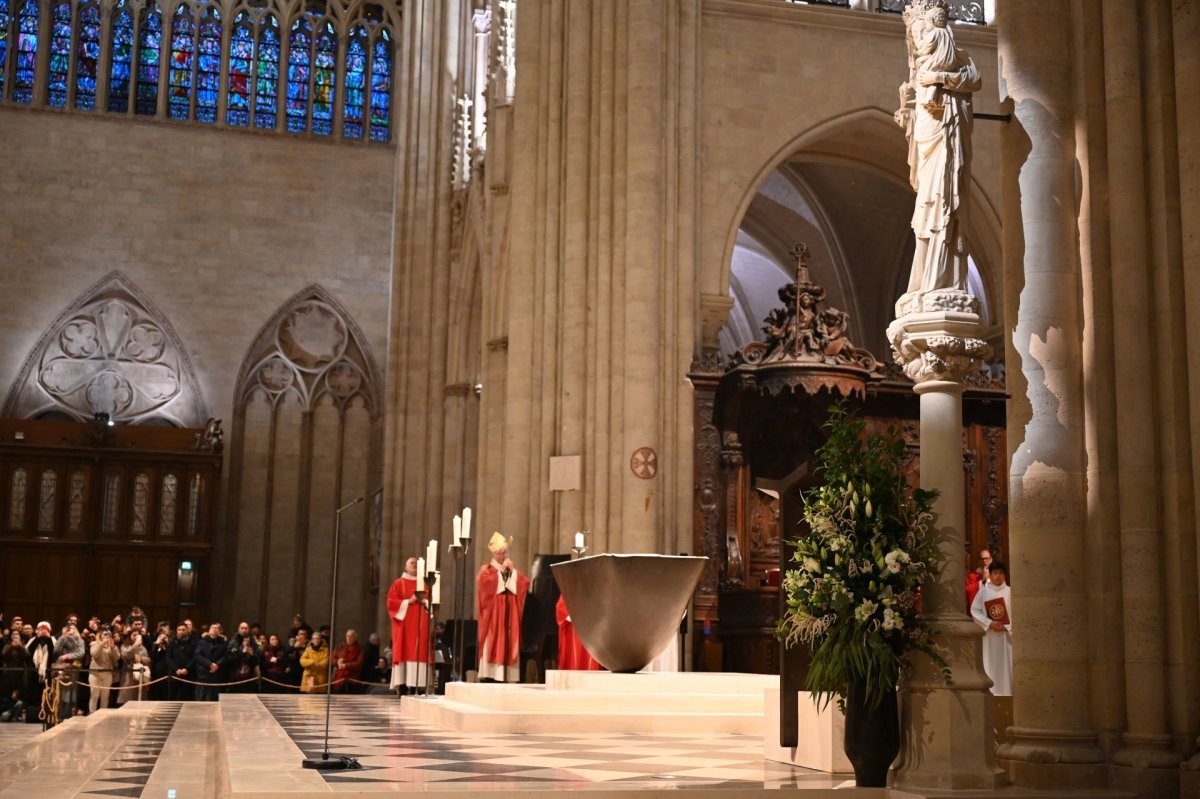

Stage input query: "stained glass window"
[
  {"left": 187, "top": 473, "right": 204, "bottom": 536},
  {"left": 286, "top": 17, "right": 311, "bottom": 133},
  {"left": 254, "top": 14, "right": 280, "bottom": 129},
  {"left": 311, "top": 20, "right": 336, "bottom": 135},
  {"left": 102, "top": 472, "right": 121, "bottom": 534},
  {"left": 131, "top": 472, "right": 150, "bottom": 536},
  {"left": 369, "top": 30, "right": 392, "bottom": 142},
  {"left": 195, "top": 6, "right": 220, "bottom": 122},
  {"left": 168, "top": 5, "right": 194, "bottom": 120},
  {"left": 159, "top": 473, "right": 178, "bottom": 535},
  {"left": 76, "top": 1, "right": 102, "bottom": 110},
  {"left": 342, "top": 25, "right": 366, "bottom": 139},
  {"left": 48, "top": 2, "right": 73, "bottom": 107},
  {"left": 8, "top": 468, "right": 27, "bottom": 529},
  {"left": 12, "top": 0, "right": 39, "bottom": 104},
  {"left": 107, "top": 1, "right": 134, "bottom": 112},
  {"left": 0, "top": 0, "right": 9, "bottom": 100},
  {"left": 37, "top": 470, "right": 58, "bottom": 532},
  {"left": 67, "top": 470, "right": 85, "bottom": 533},
  {"left": 136, "top": 2, "right": 162, "bottom": 115},
  {"left": 226, "top": 11, "right": 252, "bottom": 126}
]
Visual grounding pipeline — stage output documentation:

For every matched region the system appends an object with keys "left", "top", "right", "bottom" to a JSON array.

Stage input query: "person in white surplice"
[{"left": 970, "top": 558, "right": 1013, "bottom": 696}]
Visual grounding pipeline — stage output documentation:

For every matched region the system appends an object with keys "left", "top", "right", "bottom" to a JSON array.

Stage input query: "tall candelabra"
[
  {"left": 448, "top": 536, "right": 471, "bottom": 683},
  {"left": 424, "top": 570, "right": 439, "bottom": 696}
]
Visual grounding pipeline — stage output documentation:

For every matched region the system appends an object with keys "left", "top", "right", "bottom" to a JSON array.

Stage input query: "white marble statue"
[{"left": 894, "top": 0, "right": 981, "bottom": 299}]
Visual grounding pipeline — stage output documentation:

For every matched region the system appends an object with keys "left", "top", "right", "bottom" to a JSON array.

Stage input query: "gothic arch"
[
  {"left": 712, "top": 107, "right": 1003, "bottom": 353},
  {"left": 225, "top": 283, "right": 382, "bottom": 638},
  {"left": 1, "top": 271, "right": 209, "bottom": 426}
]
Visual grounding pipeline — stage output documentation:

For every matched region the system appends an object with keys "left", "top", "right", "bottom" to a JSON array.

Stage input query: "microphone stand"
[{"left": 302, "top": 496, "right": 364, "bottom": 771}]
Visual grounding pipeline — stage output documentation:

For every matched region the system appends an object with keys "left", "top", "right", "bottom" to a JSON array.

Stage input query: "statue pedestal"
[{"left": 888, "top": 291, "right": 1005, "bottom": 790}]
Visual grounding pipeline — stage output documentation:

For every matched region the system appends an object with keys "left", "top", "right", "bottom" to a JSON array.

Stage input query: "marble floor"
[{"left": 0, "top": 694, "right": 853, "bottom": 798}]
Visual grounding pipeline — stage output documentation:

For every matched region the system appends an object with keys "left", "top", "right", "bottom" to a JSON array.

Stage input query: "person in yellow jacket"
[{"left": 299, "top": 631, "right": 330, "bottom": 694}]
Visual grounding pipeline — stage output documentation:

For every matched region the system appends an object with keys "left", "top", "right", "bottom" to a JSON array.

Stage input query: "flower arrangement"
[{"left": 778, "top": 401, "right": 948, "bottom": 710}]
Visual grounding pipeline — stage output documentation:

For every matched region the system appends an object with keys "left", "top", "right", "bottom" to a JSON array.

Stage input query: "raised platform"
[
  {"left": 0, "top": 695, "right": 1137, "bottom": 798},
  {"left": 400, "top": 670, "right": 777, "bottom": 734}
]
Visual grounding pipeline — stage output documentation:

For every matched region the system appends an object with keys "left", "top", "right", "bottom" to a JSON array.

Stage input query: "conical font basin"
[{"left": 551, "top": 554, "right": 707, "bottom": 673}]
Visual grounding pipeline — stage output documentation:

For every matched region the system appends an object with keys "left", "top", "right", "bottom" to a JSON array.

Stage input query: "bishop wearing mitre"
[{"left": 476, "top": 532, "right": 530, "bottom": 682}]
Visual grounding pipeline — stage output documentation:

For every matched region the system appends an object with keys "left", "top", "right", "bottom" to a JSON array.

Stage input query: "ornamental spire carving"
[{"left": 731, "top": 243, "right": 877, "bottom": 373}]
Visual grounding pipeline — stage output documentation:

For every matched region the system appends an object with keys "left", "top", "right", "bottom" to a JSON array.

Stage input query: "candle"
[
  {"left": 416, "top": 557, "right": 425, "bottom": 587},
  {"left": 432, "top": 572, "right": 441, "bottom": 605},
  {"left": 574, "top": 531, "right": 585, "bottom": 549},
  {"left": 462, "top": 507, "right": 472, "bottom": 539},
  {"left": 453, "top": 515, "right": 462, "bottom": 547},
  {"left": 427, "top": 539, "right": 438, "bottom": 572}
]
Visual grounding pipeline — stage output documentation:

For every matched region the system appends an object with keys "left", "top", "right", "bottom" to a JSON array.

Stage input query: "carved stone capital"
[
  {"left": 444, "top": 382, "right": 472, "bottom": 398},
  {"left": 887, "top": 291, "right": 991, "bottom": 384},
  {"left": 486, "top": 336, "right": 509, "bottom": 352}
]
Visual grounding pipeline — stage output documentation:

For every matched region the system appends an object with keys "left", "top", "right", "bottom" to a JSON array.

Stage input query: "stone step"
[
  {"left": 402, "top": 694, "right": 764, "bottom": 734},
  {"left": 445, "top": 682, "right": 764, "bottom": 713},
  {"left": 543, "top": 669, "right": 779, "bottom": 694}
]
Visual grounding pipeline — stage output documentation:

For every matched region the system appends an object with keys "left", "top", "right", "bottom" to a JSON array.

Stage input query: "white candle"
[
  {"left": 574, "top": 531, "right": 585, "bottom": 549},
  {"left": 462, "top": 507, "right": 472, "bottom": 539},
  {"left": 452, "top": 515, "right": 462, "bottom": 547},
  {"left": 416, "top": 557, "right": 425, "bottom": 587},
  {"left": 427, "top": 539, "right": 438, "bottom": 572},
  {"left": 432, "top": 572, "right": 441, "bottom": 605}
]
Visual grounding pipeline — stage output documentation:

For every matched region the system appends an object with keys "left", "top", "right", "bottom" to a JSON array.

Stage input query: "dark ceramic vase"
[{"left": 842, "top": 680, "right": 899, "bottom": 787}]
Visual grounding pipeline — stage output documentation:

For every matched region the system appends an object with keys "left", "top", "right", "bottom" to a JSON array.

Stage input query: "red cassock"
[
  {"left": 386, "top": 575, "right": 429, "bottom": 666},
  {"left": 476, "top": 562, "right": 530, "bottom": 681},
  {"left": 556, "top": 595, "right": 601, "bottom": 671},
  {"left": 965, "top": 571, "right": 983, "bottom": 612}
]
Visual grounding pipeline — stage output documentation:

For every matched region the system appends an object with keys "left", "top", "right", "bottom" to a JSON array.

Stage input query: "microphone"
[{"left": 336, "top": 496, "right": 365, "bottom": 513}]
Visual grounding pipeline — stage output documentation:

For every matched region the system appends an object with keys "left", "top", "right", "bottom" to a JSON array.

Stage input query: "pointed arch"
[
  {"left": 1, "top": 272, "right": 210, "bottom": 427},
  {"left": 226, "top": 284, "right": 382, "bottom": 637}
]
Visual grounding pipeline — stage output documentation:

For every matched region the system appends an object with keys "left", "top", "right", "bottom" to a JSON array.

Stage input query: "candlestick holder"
[
  {"left": 570, "top": 545, "right": 588, "bottom": 559},
  {"left": 448, "top": 538, "right": 471, "bottom": 683},
  {"left": 423, "top": 570, "right": 438, "bottom": 697}
]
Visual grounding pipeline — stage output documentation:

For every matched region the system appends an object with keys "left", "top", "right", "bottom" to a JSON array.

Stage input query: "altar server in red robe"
[
  {"left": 386, "top": 557, "right": 429, "bottom": 694},
  {"left": 476, "top": 533, "right": 529, "bottom": 682},
  {"left": 556, "top": 595, "right": 601, "bottom": 671}
]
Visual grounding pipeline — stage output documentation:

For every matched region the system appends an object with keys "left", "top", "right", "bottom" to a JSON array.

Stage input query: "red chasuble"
[
  {"left": 556, "top": 595, "right": 601, "bottom": 671},
  {"left": 476, "top": 562, "right": 530, "bottom": 679},
  {"left": 386, "top": 574, "right": 429, "bottom": 666}
]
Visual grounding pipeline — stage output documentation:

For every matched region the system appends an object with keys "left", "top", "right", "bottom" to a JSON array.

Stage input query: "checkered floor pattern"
[
  {"left": 79, "top": 703, "right": 181, "bottom": 798},
  {"left": 260, "top": 695, "right": 834, "bottom": 790}
]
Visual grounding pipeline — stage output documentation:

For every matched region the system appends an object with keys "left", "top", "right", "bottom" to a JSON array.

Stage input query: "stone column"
[
  {"left": 888, "top": 291, "right": 1001, "bottom": 790},
  {"left": 996, "top": 0, "right": 1108, "bottom": 786}
]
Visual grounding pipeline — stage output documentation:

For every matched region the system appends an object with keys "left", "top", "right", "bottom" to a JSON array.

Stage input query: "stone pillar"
[
  {"left": 887, "top": 291, "right": 1000, "bottom": 790},
  {"left": 996, "top": 0, "right": 1108, "bottom": 787}
]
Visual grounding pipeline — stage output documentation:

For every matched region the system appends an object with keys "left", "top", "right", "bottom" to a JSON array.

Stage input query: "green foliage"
[{"left": 776, "top": 401, "right": 949, "bottom": 710}]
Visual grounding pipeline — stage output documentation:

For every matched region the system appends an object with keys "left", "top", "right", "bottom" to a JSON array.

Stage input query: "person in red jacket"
[
  {"left": 965, "top": 547, "right": 993, "bottom": 610},
  {"left": 332, "top": 629, "right": 365, "bottom": 693}
]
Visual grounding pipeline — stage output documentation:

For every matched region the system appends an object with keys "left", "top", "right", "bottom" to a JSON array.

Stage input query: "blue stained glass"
[
  {"left": 195, "top": 7, "right": 220, "bottom": 122},
  {"left": 369, "top": 31, "right": 392, "bottom": 143},
  {"left": 254, "top": 15, "right": 279, "bottom": 129},
  {"left": 0, "top": 0, "right": 9, "bottom": 99},
  {"left": 226, "top": 12, "right": 252, "bottom": 126},
  {"left": 75, "top": 2, "right": 102, "bottom": 109},
  {"left": 286, "top": 17, "right": 311, "bottom": 133},
  {"left": 167, "top": 5, "right": 194, "bottom": 120},
  {"left": 13, "top": 0, "right": 39, "bottom": 104},
  {"left": 311, "top": 21, "right": 336, "bottom": 136},
  {"left": 107, "top": 3, "right": 134, "bottom": 112},
  {"left": 342, "top": 26, "right": 366, "bottom": 139},
  {"left": 136, "top": 4, "right": 162, "bottom": 116},
  {"left": 48, "top": 2, "right": 73, "bottom": 107}
]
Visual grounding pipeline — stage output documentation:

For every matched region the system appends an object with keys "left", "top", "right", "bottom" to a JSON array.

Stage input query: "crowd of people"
[{"left": 0, "top": 608, "right": 389, "bottom": 724}]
